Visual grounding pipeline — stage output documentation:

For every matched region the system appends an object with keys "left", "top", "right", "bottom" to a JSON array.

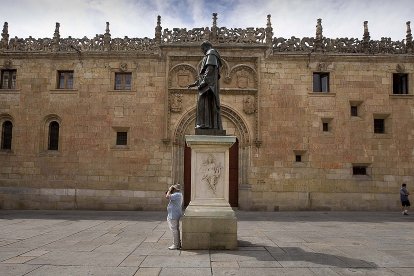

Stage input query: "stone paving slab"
[{"left": 0, "top": 210, "right": 413, "bottom": 275}]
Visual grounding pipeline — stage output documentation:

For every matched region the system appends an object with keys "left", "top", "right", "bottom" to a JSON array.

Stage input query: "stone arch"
[
  {"left": 173, "top": 105, "right": 250, "bottom": 147},
  {"left": 41, "top": 114, "right": 62, "bottom": 152},
  {"left": 229, "top": 64, "right": 258, "bottom": 88},
  {"left": 168, "top": 63, "right": 198, "bottom": 88},
  {"left": 172, "top": 105, "right": 251, "bottom": 194}
]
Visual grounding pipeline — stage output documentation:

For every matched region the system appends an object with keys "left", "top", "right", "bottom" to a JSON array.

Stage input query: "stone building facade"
[{"left": 0, "top": 14, "right": 413, "bottom": 211}]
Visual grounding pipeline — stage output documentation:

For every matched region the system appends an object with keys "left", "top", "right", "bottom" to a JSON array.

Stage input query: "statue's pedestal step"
[{"left": 182, "top": 204, "right": 237, "bottom": 250}]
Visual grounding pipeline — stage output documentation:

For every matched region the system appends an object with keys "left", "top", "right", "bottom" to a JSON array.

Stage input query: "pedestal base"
[{"left": 182, "top": 205, "right": 237, "bottom": 250}]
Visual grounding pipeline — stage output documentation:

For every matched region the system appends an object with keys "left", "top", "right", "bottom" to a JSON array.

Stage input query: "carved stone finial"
[
  {"left": 104, "top": 22, "right": 111, "bottom": 51},
  {"left": 105, "top": 22, "right": 110, "bottom": 34},
  {"left": 52, "top": 22, "right": 60, "bottom": 52},
  {"left": 210, "top": 13, "right": 218, "bottom": 42},
  {"left": 362, "top": 21, "right": 370, "bottom": 53},
  {"left": 265, "top": 14, "right": 273, "bottom": 46},
  {"left": 315, "top": 18, "right": 323, "bottom": 51},
  {"left": 1, "top": 22, "right": 9, "bottom": 50},
  {"left": 155, "top": 15, "right": 162, "bottom": 44},
  {"left": 363, "top": 21, "right": 370, "bottom": 41},
  {"left": 406, "top": 21, "right": 412, "bottom": 53}
]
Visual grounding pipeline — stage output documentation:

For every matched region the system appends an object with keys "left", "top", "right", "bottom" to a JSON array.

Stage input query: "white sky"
[{"left": 0, "top": 0, "right": 413, "bottom": 41}]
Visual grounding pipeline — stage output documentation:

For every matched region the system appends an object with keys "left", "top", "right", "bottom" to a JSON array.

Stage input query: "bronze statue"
[{"left": 188, "top": 41, "right": 223, "bottom": 132}]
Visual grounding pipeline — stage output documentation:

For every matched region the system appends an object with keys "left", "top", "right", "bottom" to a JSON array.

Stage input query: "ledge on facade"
[
  {"left": 0, "top": 89, "right": 20, "bottom": 93},
  {"left": 389, "top": 94, "right": 414, "bottom": 99},
  {"left": 50, "top": 89, "right": 78, "bottom": 93},
  {"left": 39, "top": 150, "right": 61, "bottom": 157},
  {"left": 162, "top": 138, "right": 171, "bottom": 145},
  {"left": 110, "top": 145, "right": 130, "bottom": 150},
  {"left": 308, "top": 92, "right": 336, "bottom": 97},
  {"left": 107, "top": 90, "right": 137, "bottom": 94}
]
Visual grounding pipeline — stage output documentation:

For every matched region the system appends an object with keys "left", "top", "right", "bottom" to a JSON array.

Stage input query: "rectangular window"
[
  {"left": 350, "top": 106, "right": 358, "bottom": 117},
  {"left": 322, "top": 122, "right": 329, "bottom": 132},
  {"left": 1, "top": 69, "right": 17, "bottom": 89},
  {"left": 58, "top": 71, "right": 74, "bottom": 89},
  {"left": 393, "top": 73, "right": 408, "bottom": 94},
  {"left": 313, "top": 72, "right": 329, "bottom": 92},
  {"left": 374, "top": 119, "right": 385, "bottom": 134},
  {"left": 115, "top": 73, "right": 132, "bottom": 90},
  {"left": 116, "top": 132, "right": 128, "bottom": 145},
  {"left": 295, "top": 155, "right": 302, "bottom": 162},
  {"left": 353, "top": 166, "right": 367, "bottom": 175}
]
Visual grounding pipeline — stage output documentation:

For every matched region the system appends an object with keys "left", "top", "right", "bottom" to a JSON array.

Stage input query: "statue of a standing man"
[{"left": 188, "top": 41, "right": 223, "bottom": 132}]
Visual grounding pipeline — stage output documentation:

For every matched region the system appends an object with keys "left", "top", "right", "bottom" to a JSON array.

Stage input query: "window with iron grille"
[
  {"left": 114, "top": 73, "right": 132, "bottom": 90},
  {"left": 57, "top": 71, "right": 74, "bottom": 89},
  {"left": 353, "top": 166, "right": 367, "bottom": 175},
  {"left": 1, "top": 69, "right": 17, "bottom": 89},
  {"left": 1, "top": 120, "right": 12, "bottom": 150},
  {"left": 116, "top": 132, "right": 128, "bottom": 145},
  {"left": 48, "top": 121, "right": 59, "bottom": 150},
  {"left": 313, "top": 72, "right": 329, "bottom": 92}
]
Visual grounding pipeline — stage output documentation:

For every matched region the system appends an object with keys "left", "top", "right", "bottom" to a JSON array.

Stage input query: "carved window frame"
[{"left": 0, "top": 69, "right": 17, "bottom": 90}]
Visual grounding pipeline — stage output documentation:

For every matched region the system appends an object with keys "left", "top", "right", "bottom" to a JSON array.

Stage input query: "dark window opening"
[
  {"left": 1, "top": 69, "right": 17, "bottom": 89},
  {"left": 116, "top": 132, "right": 128, "bottom": 145},
  {"left": 295, "top": 155, "right": 302, "bottom": 162},
  {"left": 393, "top": 73, "right": 408, "bottom": 94},
  {"left": 313, "top": 72, "right": 329, "bottom": 92},
  {"left": 58, "top": 71, "right": 74, "bottom": 89},
  {"left": 1, "top": 121, "right": 12, "bottom": 150},
  {"left": 374, "top": 119, "right": 385, "bottom": 134},
  {"left": 48, "top": 121, "right": 59, "bottom": 150},
  {"left": 351, "top": 105, "right": 358, "bottom": 116},
  {"left": 322, "top": 122, "right": 329, "bottom": 132},
  {"left": 115, "top": 73, "right": 132, "bottom": 90},
  {"left": 353, "top": 166, "right": 367, "bottom": 175}
]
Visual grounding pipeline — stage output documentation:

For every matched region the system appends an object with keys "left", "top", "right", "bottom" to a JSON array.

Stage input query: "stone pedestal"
[{"left": 182, "top": 135, "right": 237, "bottom": 250}]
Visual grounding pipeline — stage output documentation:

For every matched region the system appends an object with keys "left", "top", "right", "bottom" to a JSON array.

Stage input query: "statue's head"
[{"left": 201, "top": 41, "right": 212, "bottom": 54}]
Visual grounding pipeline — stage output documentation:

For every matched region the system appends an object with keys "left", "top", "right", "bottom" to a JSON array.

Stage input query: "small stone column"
[{"left": 182, "top": 135, "right": 237, "bottom": 250}]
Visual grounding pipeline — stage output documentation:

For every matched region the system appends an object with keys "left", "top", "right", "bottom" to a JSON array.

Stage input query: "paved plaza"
[{"left": 0, "top": 210, "right": 413, "bottom": 276}]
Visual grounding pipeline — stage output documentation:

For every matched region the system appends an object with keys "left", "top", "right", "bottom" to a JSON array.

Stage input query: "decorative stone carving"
[
  {"left": 0, "top": 14, "right": 412, "bottom": 54},
  {"left": 406, "top": 21, "right": 412, "bottom": 53},
  {"left": 236, "top": 70, "right": 249, "bottom": 88},
  {"left": 200, "top": 154, "right": 222, "bottom": 194},
  {"left": 119, "top": 63, "right": 128, "bottom": 72},
  {"left": 1, "top": 22, "right": 8, "bottom": 50},
  {"left": 170, "top": 93, "right": 182, "bottom": 113},
  {"left": 243, "top": 95, "right": 256, "bottom": 115},
  {"left": 396, "top": 64, "right": 405, "bottom": 73},
  {"left": 168, "top": 64, "right": 197, "bottom": 88},
  {"left": 229, "top": 65, "right": 257, "bottom": 88},
  {"left": 177, "top": 69, "right": 190, "bottom": 88}
]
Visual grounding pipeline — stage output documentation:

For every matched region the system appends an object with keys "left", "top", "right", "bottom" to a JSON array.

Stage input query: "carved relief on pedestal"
[
  {"left": 243, "top": 95, "right": 256, "bottom": 115},
  {"left": 200, "top": 154, "right": 222, "bottom": 194},
  {"left": 170, "top": 93, "right": 182, "bottom": 113}
]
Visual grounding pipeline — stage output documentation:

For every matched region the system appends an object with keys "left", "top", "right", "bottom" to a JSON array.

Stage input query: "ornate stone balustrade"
[{"left": 0, "top": 14, "right": 412, "bottom": 55}]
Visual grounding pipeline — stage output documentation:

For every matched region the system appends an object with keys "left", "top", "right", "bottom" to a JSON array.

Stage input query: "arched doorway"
[
  {"left": 183, "top": 138, "right": 239, "bottom": 207},
  {"left": 172, "top": 105, "right": 250, "bottom": 209}
]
